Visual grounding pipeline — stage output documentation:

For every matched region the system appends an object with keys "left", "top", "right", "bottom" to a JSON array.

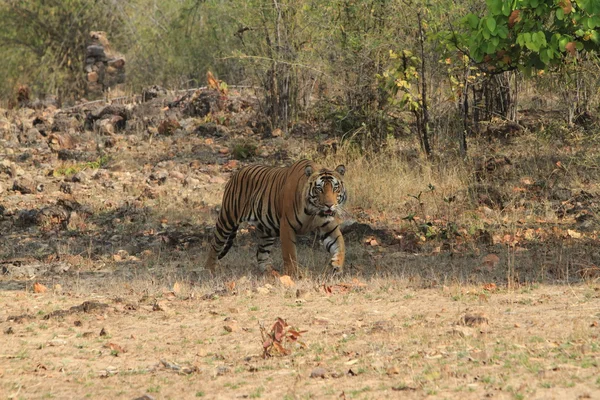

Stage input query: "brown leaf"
[
  {"left": 559, "top": 0, "right": 572, "bottom": 14},
  {"left": 565, "top": 41, "right": 577, "bottom": 56},
  {"left": 279, "top": 275, "right": 295, "bottom": 288},
  {"left": 33, "top": 282, "right": 47, "bottom": 294},
  {"left": 225, "top": 281, "right": 236, "bottom": 292},
  {"left": 206, "top": 71, "right": 219, "bottom": 90},
  {"left": 508, "top": 9, "right": 520, "bottom": 28},
  {"left": 105, "top": 342, "right": 126, "bottom": 355},
  {"left": 272, "top": 341, "right": 290, "bottom": 355}
]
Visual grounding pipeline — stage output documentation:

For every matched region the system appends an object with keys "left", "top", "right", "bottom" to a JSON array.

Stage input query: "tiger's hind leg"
[{"left": 256, "top": 228, "right": 276, "bottom": 273}]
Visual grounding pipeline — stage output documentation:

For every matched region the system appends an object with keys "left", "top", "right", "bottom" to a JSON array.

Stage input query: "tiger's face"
[{"left": 305, "top": 164, "right": 347, "bottom": 217}]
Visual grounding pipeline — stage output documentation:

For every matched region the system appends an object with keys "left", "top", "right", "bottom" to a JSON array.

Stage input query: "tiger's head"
[{"left": 304, "top": 164, "right": 347, "bottom": 217}]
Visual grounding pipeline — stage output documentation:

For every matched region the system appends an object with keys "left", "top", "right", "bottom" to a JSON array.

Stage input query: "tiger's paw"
[{"left": 330, "top": 261, "right": 343, "bottom": 276}]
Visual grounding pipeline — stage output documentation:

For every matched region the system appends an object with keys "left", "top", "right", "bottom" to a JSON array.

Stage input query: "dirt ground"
[
  {"left": 2, "top": 88, "right": 600, "bottom": 399},
  {"left": 1, "top": 277, "right": 599, "bottom": 400}
]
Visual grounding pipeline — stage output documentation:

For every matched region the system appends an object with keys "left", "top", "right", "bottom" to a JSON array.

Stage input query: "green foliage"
[
  {"left": 232, "top": 141, "right": 257, "bottom": 160},
  {"left": 0, "top": 0, "right": 124, "bottom": 102},
  {"left": 448, "top": 0, "right": 600, "bottom": 74},
  {"left": 52, "top": 155, "right": 110, "bottom": 177}
]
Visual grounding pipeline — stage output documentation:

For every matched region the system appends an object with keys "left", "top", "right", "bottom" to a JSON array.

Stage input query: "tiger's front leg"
[
  {"left": 280, "top": 220, "right": 299, "bottom": 276},
  {"left": 320, "top": 221, "right": 345, "bottom": 273},
  {"left": 256, "top": 228, "right": 276, "bottom": 273}
]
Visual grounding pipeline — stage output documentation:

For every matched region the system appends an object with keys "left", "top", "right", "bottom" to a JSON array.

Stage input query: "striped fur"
[{"left": 204, "top": 159, "right": 347, "bottom": 276}]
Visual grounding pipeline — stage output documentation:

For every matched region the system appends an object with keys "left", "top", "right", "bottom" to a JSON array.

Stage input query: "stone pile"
[{"left": 85, "top": 31, "right": 126, "bottom": 97}]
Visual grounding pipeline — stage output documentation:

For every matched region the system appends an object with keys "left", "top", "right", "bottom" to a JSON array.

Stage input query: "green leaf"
[
  {"left": 497, "top": 26, "right": 508, "bottom": 39},
  {"left": 483, "top": 29, "right": 491, "bottom": 40},
  {"left": 540, "top": 49, "right": 550, "bottom": 64},
  {"left": 487, "top": 0, "right": 503, "bottom": 15},
  {"left": 536, "top": 31, "right": 547, "bottom": 47},
  {"left": 465, "top": 13, "right": 479, "bottom": 29},
  {"left": 559, "top": 37, "right": 569, "bottom": 51},
  {"left": 576, "top": 41, "right": 584, "bottom": 50},
  {"left": 530, "top": 0, "right": 539, "bottom": 7},
  {"left": 502, "top": 1, "right": 511, "bottom": 16},
  {"left": 486, "top": 41, "right": 497, "bottom": 54},
  {"left": 486, "top": 16, "right": 497, "bottom": 33},
  {"left": 556, "top": 8, "right": 564, "bottom": 21}
]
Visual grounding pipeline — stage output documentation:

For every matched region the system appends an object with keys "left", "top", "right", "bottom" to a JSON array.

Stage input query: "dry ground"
[
  {"left": 1, "top": 276, "right": 599, "bottom": 400},
  {"left": 2, "top": 90, "right": 600, "bottom": 399}
]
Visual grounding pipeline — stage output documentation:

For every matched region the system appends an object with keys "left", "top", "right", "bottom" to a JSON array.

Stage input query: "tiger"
[{"left": 204, "top": 159, "right": 347, "bottom": 276}]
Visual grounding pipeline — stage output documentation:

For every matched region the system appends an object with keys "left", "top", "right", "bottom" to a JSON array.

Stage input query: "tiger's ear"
[
  {"left": 335, "top": 164, "right": 346, "bottom": 176},
  {"left": 304, "top": 165, "right": 314, "bottom": 177}
]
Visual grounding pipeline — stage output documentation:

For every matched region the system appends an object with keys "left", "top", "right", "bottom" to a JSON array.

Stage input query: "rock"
[
  {"left": 93, "top": 170, "right": 110, "bottom": 180},
  {"left": 71, "top": 171, "right": 88, "bottom": 183},
  {"left": 183, "top": 176, "right": 200, "bottom": 188},
  {"left": 60, "top": 182, "right": 72, "bottom": 194},
  {"left": 157, "top": 119, "right": 181, "bottom": 136},
  {"left": 148, "top": 170, "right": 168, "bottom": 185},
  {"left": 0, "top": 160, "right": 24, "bottom": 177},
  {"left": 86, "top": 45, "right": 106, "bottom": 60},
  {"left": 18, "top": 128, "right": 41, "bottom": 144},
  {"left": 12, "top": 177, "right": 36, "bottom": 194},
  {"left": 310, "top": 367, "right": 328, "bottom": 379},
  {"left": 194, "top": 122, "right": 222, "bottom": 137},
  {"left": 183, "top": 90, "right": 223, "bottom": 118},
  {"left": 142, "top": 85, "right": 167, "bottom": 102},
  {"left": 48, "top": 133, "right": 76, "bottom": 150},
  {"left": 169, "top": 171, "right": 185, "bottom": 181},
  {"left": 66, "top": 212, "right": 86, "bottom": 231}
]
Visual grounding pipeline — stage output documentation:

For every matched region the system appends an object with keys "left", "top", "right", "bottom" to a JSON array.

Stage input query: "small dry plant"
[{"left": 260, "top": 317, "right": 307, "bottom": 358}]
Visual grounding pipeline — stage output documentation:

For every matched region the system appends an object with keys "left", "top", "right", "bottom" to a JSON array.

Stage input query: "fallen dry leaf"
[
  {"left": 105, "top": 342, "right": 126, "bottom": 355},
  {"left": 225, "top": 281, "right": 236, "bottom": 292},
  {"left": 279, "top": 275, "right": 295, "bottom": 288},
  {"left": 33, "top": 282, "right": 47, "bottom": 293}
]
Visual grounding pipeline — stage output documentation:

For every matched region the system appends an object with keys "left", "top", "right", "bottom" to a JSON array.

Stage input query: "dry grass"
[{"left": 1, "top": 276, "right": 599, "bottom": 400}]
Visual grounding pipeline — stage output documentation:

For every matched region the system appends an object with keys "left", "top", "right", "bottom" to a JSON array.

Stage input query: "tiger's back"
[{"left": 204, "top": 159, "right": 347, "bottom": 276}]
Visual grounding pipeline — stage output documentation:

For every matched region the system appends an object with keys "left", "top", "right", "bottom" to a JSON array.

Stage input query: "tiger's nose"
[{"left": 324, "top": 202, "right": 334, "bottom": 209}]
